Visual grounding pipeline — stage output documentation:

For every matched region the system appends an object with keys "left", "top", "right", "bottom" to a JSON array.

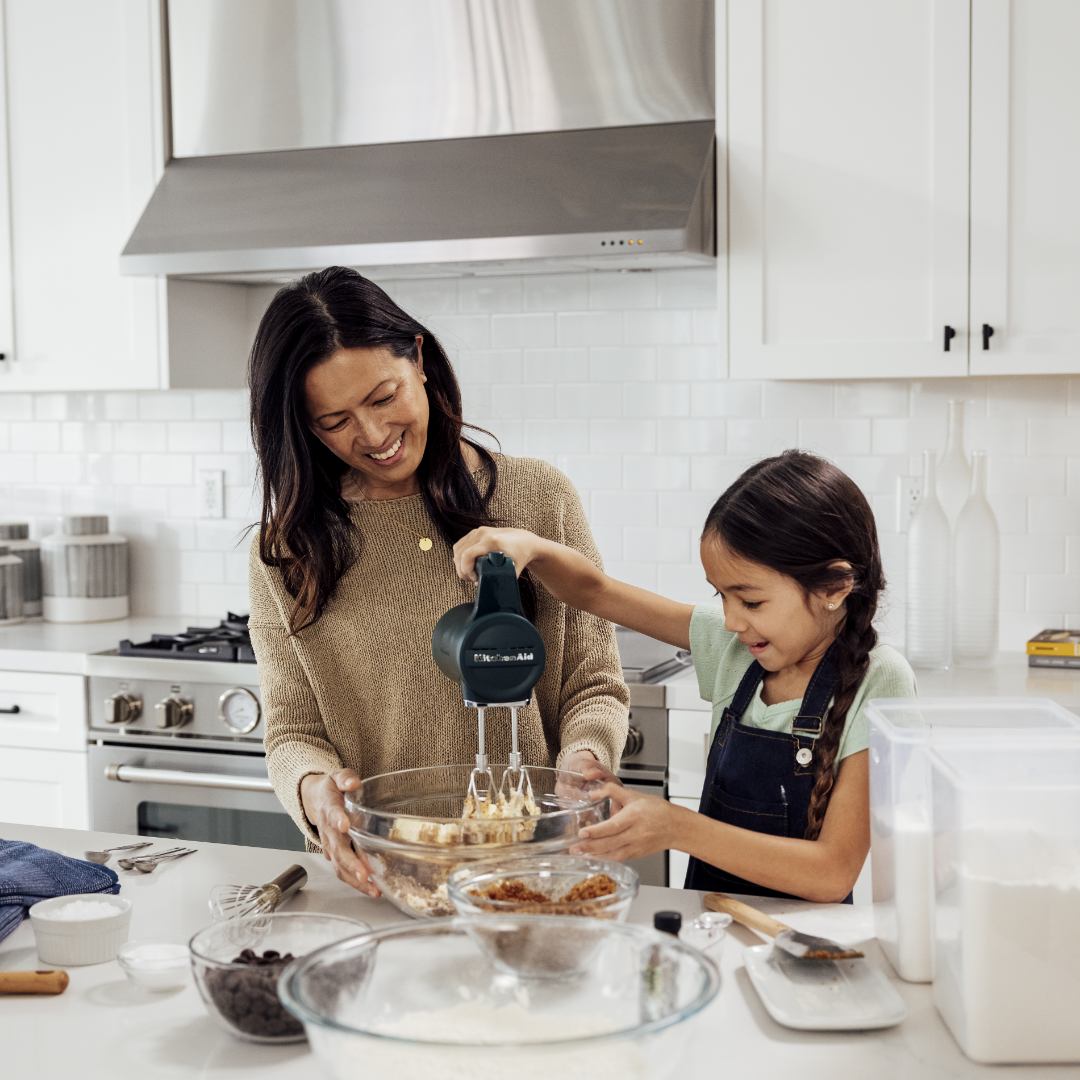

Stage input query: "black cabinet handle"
[
  {"left": 982, "top": 323, "right": 994, "bottom": 350},
  {"left": 944, "top": 326, "right": 957, "bottom": 351},
  {"left": 0, "top": 704, "right": 20, "bottom": 714}
]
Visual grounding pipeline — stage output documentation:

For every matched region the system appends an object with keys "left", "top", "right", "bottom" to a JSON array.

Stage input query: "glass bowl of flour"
[{"left": 279, "top": 916, "right": 720, "bottom": 1080}]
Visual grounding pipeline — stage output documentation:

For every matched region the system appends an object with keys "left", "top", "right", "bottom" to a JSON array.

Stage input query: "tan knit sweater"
[{"left": 249, "top": 455, "right": 629, "bottom": 844}]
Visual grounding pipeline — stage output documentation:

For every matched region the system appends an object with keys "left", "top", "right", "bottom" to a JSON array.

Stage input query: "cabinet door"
[
  {"left": 0, "top": 747, "right": 89, "bottom": 829},
  {"left": 0, "top": 672, "right": 87, "bottom": 752},
  {"left": 728, "top": 0, "right": 971, "bottom": 379},
  {"left": 668, "top": 708, "right": 711, "bottom": 800},
  {"left": 0, "top": 0, "right": 166, "bottom": 391},
  {"left": 969, "top": 0, "right": 1080, "bottom": 375}
]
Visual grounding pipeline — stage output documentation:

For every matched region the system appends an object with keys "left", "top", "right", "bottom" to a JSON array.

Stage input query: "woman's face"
[{"left": 305, "top": 336, "right": 429, "bottom": 496}]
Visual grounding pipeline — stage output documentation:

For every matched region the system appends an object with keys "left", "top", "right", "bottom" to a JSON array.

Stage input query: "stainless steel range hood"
[{"left": 121, "top": 0, "right": 715, "bottom": 282}]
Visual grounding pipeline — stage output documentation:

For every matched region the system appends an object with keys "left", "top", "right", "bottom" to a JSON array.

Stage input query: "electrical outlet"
[
  {"left": 198, "top": 469, "right": 225, "bottom": 519},
  {"left": 896, "top": 475, "right": 921, "bottom": 533}
]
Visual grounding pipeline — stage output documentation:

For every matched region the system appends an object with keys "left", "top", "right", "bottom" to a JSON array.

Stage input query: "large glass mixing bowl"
[
  {"left": 278, "top": 916, "right": 721, "bottom": 1080},
  {"left": 344, "top": 764, "right": 609, "bottom": 918}
]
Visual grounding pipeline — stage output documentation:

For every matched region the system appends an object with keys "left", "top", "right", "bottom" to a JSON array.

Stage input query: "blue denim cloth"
[{"left": 0, "top": 839, "right": 120, "bottom": 942}]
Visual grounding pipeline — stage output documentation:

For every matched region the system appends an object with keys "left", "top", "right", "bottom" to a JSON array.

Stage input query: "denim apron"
[{"left": 684, "top": 642, "right": 850, "bottom": 901}]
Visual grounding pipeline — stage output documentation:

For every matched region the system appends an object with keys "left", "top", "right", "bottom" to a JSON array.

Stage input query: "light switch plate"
[
  {"left": 198, "top": 469, "right": 225, "bottom": 519},
  {"left": 896, "top": 475, "right": 921, "bottom": 533}
]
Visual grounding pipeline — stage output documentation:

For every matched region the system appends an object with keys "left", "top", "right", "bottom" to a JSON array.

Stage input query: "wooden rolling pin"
[{"left": 0, "top": 970, "right": 70, "bottom": 995}]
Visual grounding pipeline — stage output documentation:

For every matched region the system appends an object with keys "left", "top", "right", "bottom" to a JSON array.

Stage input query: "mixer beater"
[{"left": 432, "top": 553, "right": 547, "bottom": 817}]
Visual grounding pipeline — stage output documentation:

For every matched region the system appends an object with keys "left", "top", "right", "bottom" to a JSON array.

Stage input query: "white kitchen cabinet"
[
  {"left": 668, "top": 708, "right": 712, "bottom": 800},
  {"left": 0, "top": 0, "right": 167, "bottom": 392},
  {"left": 667, "top": 798, "right": 698, "bottom": 890},
  {"left": 0, "top": 747, "right": 89, "bottom": 829},
  {"left": 969, "top": 0, "right": 1080, "bottom": 376},
  {"left": 728, "top": 0, "right": 971, "bottom": 381},
  {"left": 0, "top": 671, "right": 86, "bottom": 753}
]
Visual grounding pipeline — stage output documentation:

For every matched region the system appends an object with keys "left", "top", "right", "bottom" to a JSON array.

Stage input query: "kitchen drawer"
[
  {"left": 0, "top": 671, "right": 86, "bottom": 752},
  {"left": 0, "top": 747, "right": 89, "bottom": 829},
  {"left": 667, "top": 797, "right": 699, "bottom": 890},
  {"left": 668, "top": 708, "right": 712, "bottom": 799}
]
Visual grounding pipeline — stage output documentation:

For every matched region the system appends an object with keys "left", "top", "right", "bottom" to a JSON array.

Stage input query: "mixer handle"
[{"left": 473, "top": 553, "right": 524, "bottom": 619}]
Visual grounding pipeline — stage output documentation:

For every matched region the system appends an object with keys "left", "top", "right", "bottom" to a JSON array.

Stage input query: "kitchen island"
[{"left": 1, "top": 822, "right": 1075, "bottom": 1079}]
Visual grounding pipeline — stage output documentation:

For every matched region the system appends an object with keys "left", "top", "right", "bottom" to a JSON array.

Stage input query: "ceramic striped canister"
[
  {"left": 41, "top": 515, "right": 129, "bottom": 623},
  {"left": 0, "top": 544, "right": 25, "bottom": 625},
  {"left": 0, "top": 522, "right": 41, "bottom": 616}
]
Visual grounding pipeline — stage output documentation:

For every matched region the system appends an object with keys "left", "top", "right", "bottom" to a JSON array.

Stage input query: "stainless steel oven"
[{"left": 86, "top": 652, "right": 305, "bottom": 851}]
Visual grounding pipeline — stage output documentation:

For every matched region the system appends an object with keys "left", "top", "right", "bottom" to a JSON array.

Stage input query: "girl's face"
[
  {"left": 305, "top": 337, "right": 429, "bottom": 496},
  {"left": 700, "top": 534, "right": 852, "bottom": 673}
]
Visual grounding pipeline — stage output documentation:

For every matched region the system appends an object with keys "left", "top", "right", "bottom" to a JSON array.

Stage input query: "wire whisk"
[{"left": 209, "top": 864, "right": 308, "bottom": 922}]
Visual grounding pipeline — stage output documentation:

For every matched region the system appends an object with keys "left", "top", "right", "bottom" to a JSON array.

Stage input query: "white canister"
[
  {"left": 41, "top": 515, "right": 129, "bottom": 623},
  {"left": 0, "top": 522, "right": 41, "bottom": 616},
  {"left": 29, "top": 895, "right": 132, "bottom": 966},
  {"left": 0, "top": 544, "right": 25, "bottom": 625}
]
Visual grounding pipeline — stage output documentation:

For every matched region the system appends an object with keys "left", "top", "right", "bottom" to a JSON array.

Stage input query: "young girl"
[{"left": 452, "top": 450, "right": 916, "bottom": 903}]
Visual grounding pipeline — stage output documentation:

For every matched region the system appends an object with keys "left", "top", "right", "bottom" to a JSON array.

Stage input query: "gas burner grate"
[{"left": 118, "top": 612, "right": 256, "bottom": 663}]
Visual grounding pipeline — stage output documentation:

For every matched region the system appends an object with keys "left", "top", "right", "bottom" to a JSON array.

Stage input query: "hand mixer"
[{"left": 432, "top": 553, "right": 547, "bottom": 812}]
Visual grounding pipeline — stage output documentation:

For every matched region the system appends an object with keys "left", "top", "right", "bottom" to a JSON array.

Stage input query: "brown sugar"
[
  {"left": 559, "top": 874, "right": 617, "bottom": 902},
  {"left": 473, "top": 879, "right": 550, "bottom": 904},
  {"left": 468, "top": 872, "right": 619, "bottom": 911}
]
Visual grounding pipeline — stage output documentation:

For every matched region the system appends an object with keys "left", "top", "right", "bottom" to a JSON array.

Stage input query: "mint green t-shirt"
[{"left": 688, "top": 605, "right": 917, "bottom": 769}]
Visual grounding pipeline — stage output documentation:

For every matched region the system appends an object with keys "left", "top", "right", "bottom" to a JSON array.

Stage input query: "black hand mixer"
[{"left": 432, "top": 553, "right": 546, "bottom": 810}]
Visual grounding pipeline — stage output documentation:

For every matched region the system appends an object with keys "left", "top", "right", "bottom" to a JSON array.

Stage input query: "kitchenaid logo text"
[{"left": 471, "top": 651, "right": 535, "bottom": 663}]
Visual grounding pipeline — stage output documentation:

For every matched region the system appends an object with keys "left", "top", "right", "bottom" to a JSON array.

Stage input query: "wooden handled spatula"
[
  {"left": 704, "top": 894, "right": 864, "bottom": 960},
  {"left": 0, "top": 970, "right": 70, "bottom": 994}
]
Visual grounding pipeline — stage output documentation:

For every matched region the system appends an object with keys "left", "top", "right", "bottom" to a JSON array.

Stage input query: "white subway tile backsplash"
[
  {"left": 167, "top": 421, "right": 222, "bottom": 454},
  {"left": 558, "top": 311, "right": 623, "bottom": 347},
  {"left": 491, "top": 384, "right": 555, "bottom": 419},
  {"left": 623, "top": 455, "right": 690, "bottom": 491},
  {"left": 590, "top": 419, "right": 656, "bottom": 455},
  {"left": 623, "top": 382, "right": 689, "bottom": 418},
  {"left": 625, "top": 309, "right": 693, "bottom": 346},
  {"left": 523, "top": 273, "right": 589, "bottom": 312},
  {"left": 524, "top": 347, "right": 588, "bottom": 383},
  {"left": 11, "top": 422, "right": 60, "bottom": 452},
  {"left": 763, "top": 381, "right": 833, "bottom": 419},
  {"left": 589, "top": 346, "right": 655, "bottom": 382},
  {"left": 556, "top": 384, "right": 621, "bottom": 419},
  {"left": 798, "top": 418, "right": 871, "bottom": 456},
  {"left": 658, "top": 418, "right": 726, "bottom": 454},
  {"left": 690, "top": 381, "right": 761, "bottom": 418},
  {"left": 589, "top": 271, "right": 655, "bottom": 311},
  {"left": 0, "top": 268, "right": 1070, "bottom": 637},
  {"left": 491, "top": 313, "right": 553, "bottom": 349}
]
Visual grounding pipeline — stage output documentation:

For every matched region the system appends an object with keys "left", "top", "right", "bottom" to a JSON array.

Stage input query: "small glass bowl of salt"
[
  {"left": 28, "top": 895, "right": 132, "bottom": 966},
  {"left": 117, "top": 940, "right": 190, "bottom": 992}
]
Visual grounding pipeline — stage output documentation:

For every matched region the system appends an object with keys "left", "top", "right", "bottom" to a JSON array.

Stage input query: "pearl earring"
[{"left": 828, "top": 603, "right": 834, "bottom": 610}]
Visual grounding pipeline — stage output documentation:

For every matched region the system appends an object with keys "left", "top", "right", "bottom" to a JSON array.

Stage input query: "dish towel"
[{"left": 0, "top": 839, "right": 120, "bottom": 943}]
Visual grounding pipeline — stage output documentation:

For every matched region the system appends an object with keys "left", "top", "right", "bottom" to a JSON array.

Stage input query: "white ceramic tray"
[{"left": 743, "top": 944, "right": 906, "bottom": 1031}]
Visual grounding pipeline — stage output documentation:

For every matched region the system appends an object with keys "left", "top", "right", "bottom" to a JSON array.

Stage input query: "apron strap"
[
  {"left": 791, "top": 642, "right": 841, "bottom": 774},
  {"left": 711, "top": 660, "right": 765, "bottom": 753}
]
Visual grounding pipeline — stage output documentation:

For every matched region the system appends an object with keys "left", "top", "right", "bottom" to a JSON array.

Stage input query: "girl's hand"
[
  {"left": 299, "top": 769, "right": 381, "bottom": 898},
  {"left": 453, "top": 527, "right": 543, "bottom": 582},
  {"left": 570, "top": 782, "right": 680, "bottom": 863}
]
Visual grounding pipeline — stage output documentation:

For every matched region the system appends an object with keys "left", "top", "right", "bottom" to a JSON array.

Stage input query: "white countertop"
[
  {"left": 1, "top": 822, "right": 1074, "bottom": 1080},
  {"left": 663, "top": 651, "right": 1080, "bottom": 712}
]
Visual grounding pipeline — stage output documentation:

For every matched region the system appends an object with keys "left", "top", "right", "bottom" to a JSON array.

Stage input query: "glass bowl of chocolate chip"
[
  {"left": 448, "top": 855, "right": 638, "bottom": 922},
  {"left": 189, "top": 912, "right": 370, "bottom": 1043}
]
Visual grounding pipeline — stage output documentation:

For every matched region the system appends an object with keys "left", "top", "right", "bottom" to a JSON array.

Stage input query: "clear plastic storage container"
[
  {"left": 866, "top": 697, "right": 1080, "bottom": 982},
  {"left": 927, "top": 741, "right": 1080, "bottom": 1064}
]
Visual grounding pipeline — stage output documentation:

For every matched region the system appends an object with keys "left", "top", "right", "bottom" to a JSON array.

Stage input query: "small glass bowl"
[
  {"left": 448, "top": 855, "right": 638, "bottom": 921},
  {"left": 117, "top": 939, "right": 190, "bottom": 992},
  {"left": 189, "top": 912, "right": 370, "bottom": 1043}
]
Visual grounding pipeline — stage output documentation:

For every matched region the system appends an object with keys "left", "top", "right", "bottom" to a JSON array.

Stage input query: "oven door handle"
[{"left": 105, "top": 764, "right": 274, "bottom": 793}]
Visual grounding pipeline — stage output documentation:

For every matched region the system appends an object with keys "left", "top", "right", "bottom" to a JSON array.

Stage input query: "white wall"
[{"left": 0, "top": 266, "right": 1076, "bottom": 648}]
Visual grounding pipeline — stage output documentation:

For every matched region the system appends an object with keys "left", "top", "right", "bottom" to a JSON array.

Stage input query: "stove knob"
[
  {"left": 155, "top": 696, "right": 193, "bottom": 730},
  {"left": 104, "top": 693, "right": 142, "bottom": 725},
  {"left": 623, "top": 725, "right": 644, "bottom": 758}
]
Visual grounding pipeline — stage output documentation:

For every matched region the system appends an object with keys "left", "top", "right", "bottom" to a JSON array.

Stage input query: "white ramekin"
[{"left": 29, "top": 895, "right": 132, "bottom": 966}]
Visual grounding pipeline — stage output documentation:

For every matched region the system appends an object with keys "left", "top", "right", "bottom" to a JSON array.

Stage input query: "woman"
[{"left": 247, "top": 266, "right": 629, "bottom": 895}]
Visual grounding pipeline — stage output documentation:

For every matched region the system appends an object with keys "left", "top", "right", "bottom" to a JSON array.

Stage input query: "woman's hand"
[
  {"left": 570, "top": 782, "right": 683, "bottom": 863},
  {"left": 299, "top": 769, "right": 381, "bottom": 898},
  {"left": 453, "top": 527, "right": 544, "bottom": 582}
]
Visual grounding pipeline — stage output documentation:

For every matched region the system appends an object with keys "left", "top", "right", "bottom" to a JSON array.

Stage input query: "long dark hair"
[
  {"left": 703, "top": 450, "right": 885, "bottom": 841},
  {"left": 249, "top": 266, "right": 523, "bottom": 633}
]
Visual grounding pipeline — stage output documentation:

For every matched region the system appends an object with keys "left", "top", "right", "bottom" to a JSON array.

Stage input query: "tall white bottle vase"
[
  {"left": 952, "top": 451, "right": 1000, "bottom": 668},
  {"left": 936, "top": 398, "right": 972, "bottom": 528},
  {"left": 906, "top": 450, "right": 952, "bottom": 670}
]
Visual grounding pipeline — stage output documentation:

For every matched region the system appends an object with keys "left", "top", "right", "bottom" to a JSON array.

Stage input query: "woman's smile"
[{"left": 367, "top": 431, "right": 405, "bottom": 465}]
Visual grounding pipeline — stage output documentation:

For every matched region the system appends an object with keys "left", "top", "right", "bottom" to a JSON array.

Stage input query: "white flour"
[
  {"left": 936, "top": 830, "right": 1080, "bottom": 1063},
  {"left": 37, "top": 899, "right": 120, "bottom": 920},
  {"left": 873, "top": 808, "right": 933, "bottom": 982},
  {"left": 318, "top": 1001, "right": 650, "bottom": 1080}
]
